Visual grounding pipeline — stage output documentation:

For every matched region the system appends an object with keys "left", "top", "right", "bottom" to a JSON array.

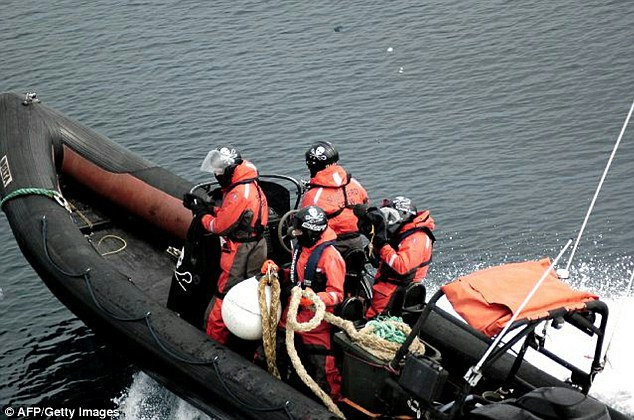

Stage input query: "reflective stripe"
[
  {"left": 332, "top": 171, "right": 343, "bottom": 186},
  {"left": 328, "top": 292, "right": 340, "bottom": 305},
  {"left": 388, "top": 254, "right": 397, "bottom": 267},
  {"left": 244, "top": 182, "right": 250, "bottom": 198},
  {"left": 313, "top": 187, "right": 323, "bottom": 204}
]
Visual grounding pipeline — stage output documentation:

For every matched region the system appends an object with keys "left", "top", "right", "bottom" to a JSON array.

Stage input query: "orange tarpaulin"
[{"left": 441, "top": 258, "right": 598, "bottom": 337}]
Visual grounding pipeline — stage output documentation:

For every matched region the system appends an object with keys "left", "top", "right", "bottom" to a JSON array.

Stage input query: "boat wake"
[
  {"left": 113, "top": 372, "right": 210, "bottom": 420},
  {"left": 588, "top": 297, "right": 634, "bottom": 416}
]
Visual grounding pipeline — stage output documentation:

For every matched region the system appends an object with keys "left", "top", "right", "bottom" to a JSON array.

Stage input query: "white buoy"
[
  {"left": 398, "top": 66, "right": 404, "bottom": 73},
  {"left": 222, "top": 276, "right": 282, "bottom": 340},
  {"left": 387, "top": 47, "right": 393, "bottom": 52},
  {"left": 556, "top": 268, "right": 570, "bottom": 279}
]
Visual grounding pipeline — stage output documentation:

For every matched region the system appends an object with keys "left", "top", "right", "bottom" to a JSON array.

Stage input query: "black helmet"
[
  {"left": 200, "top": 145, "right": 243, "bottom": 186},
  {"left": 292, "top": 206, "right": 328, "bottom": 248},
  {"left": 305, "top": 141, "right": 339, "bottom": 176}
]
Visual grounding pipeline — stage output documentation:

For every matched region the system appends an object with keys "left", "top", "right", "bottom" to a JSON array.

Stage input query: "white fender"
[{"left": 222, "top": 276, "right": 282, "bottom": 340}]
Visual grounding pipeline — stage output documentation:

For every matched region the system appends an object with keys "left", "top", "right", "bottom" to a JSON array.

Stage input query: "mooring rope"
[
  {"left": 284, "top": 287, "right": 426, "bottom": 419},
  {"left": 285, "top": 287, "right": 345, "bottom": 418},
  {"left": 258, "top": 266, "right": 282, "bottom": 379},
  {"left": 0, "top": 187, "right": 70, "bottom": 211}
]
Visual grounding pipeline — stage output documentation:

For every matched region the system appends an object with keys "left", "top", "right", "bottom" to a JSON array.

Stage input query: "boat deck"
[{"left": 63, "top": 177, "right": 182, "bottom": 306}]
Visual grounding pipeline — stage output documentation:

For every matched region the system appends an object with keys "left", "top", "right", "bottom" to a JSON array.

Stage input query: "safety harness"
[
  {"left": 307, "top": 171, "right": 355, "bottom": 220},
  {"left": 290, "top": 240, "right": 337, "bottom": 293}
]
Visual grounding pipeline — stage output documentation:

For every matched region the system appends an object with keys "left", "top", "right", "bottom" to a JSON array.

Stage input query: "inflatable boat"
[{"left": 0, "top": 92, "right": 628, "bottom": 419}]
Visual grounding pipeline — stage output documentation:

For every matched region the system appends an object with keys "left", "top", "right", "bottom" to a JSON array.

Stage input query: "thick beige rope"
[
  {"left": 326, "top": 313, "right": 425, "bottom": 362},
  {"left": 258, "top": 269, "right": 281, "bottom": 379},
  {"left": 285, "top": 287, "right": 345, "bottom": 418},
  {"left": 284, "top": 286, "right": 426, "bottom": 418}
]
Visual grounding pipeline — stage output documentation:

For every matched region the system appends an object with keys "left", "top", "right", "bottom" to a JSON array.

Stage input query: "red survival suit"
[
  {"left": 201, "top": 160, "right": 269, "bottom": 344},
  {"left": 366, "top": 210, "right": 435, "bottom": 319},
  {"left": 301, "top": 164, "right": 369, "bottom": 256},
  {"left": 279, "top": 226, "right": 345, "bottom": 399}
]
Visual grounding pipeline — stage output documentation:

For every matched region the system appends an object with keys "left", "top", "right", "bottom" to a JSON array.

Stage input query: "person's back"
[{"left": 301, "top": 141, "right": 369, "bottom": 261}]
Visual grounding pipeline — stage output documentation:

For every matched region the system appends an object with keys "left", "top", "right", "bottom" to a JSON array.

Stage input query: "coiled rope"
[{"left": 283, "top": 287, "right": 426, "bottom": 419}]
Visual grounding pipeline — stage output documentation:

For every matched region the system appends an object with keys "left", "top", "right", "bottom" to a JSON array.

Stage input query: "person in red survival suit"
[
  {"left": 301, "top": 141, "right": 369, "bottom": 259},
  {"left": 278, "top": 205, "right": 345, "bottom": 400},
  {"left": 362, "top": 196, "right": 435, "bottom": 319},
  {"left": 183, "top": 145, "right": 269, "bottom": 346}
]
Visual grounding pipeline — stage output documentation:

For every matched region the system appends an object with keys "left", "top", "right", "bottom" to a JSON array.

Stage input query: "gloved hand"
[
  {"left": 352, "top": 203, "right": 368, "bottom": 219},
  {"left": 210, "top": 187, "right": 223, "bottom": 204},
  {"left": 182, "top": 193, "right": 208, "bottom": 217},
  {"left": 260, "top": 259, "right": 279, "bottom": 274},
  {"left": 299, "top": 296, "right": 314, "bottom": 307},
  {"left": 364, "top": 243, "right": 381, "bottom": 268},
  {"left": 371, "top": 213, "right": 389, "bottom": 250},
  {"left": 355, "top": 205, "right": 376, "bottom": 237}
]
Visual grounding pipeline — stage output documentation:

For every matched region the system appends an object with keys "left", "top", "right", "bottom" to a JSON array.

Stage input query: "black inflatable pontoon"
[{"left": 0, "top": 92, "right": 628, "bottom": 420}]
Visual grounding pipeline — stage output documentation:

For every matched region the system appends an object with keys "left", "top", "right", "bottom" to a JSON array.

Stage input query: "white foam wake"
[{"left": 113, "top": 371, "right": 211, "bottom": 420}]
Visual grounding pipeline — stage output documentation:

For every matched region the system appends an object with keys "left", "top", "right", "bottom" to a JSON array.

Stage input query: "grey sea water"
[{"left": 1, "top": 0, "right": 633, "bottom": 418}]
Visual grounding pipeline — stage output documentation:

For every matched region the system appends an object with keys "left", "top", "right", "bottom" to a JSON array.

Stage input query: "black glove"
[
  {"left": 372, "top": 229, "right": 388, "bottom": 250},
  {"left": 209, "top": 187, "right": 223, "bottom": 204},
  {"left": 355, "top": 204, "right": 375, "bottom": 237},
  {"left": 364, "top": 243, "right": 381, "bottom": 268},
  {"left": 183, "top": 193, "right": 208, "bottom": 217}
]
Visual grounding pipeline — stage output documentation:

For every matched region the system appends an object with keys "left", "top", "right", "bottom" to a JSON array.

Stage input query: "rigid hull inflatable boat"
[{"left": 0, "top": 92, "right": 628, "bottom": 419}]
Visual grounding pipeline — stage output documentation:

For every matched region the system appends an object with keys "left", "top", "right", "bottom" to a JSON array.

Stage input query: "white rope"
[
  {"left": 465, "top": 239, "right": 572, "bottom": 386},
  {"left": 564, "top": 99, "right": 634, "bottom": 273}
]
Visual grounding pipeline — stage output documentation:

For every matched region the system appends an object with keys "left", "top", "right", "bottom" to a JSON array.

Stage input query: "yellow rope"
[
  {"left": 67, "top": 200, "right": 94, "bottom": 231},
  {"left": 367, "top": 225, "right": 375, "bottom": 258},
  {"left": 258, "top": 267, "right": 281, "bottom": 379},
  {"left": 96, "top": 234, "right": 127, "bottom": 256}
]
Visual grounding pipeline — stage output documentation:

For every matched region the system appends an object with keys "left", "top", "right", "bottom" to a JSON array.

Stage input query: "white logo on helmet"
[
  {"left": 393, "top": 196, "right": 416, "bottom": 215},
  {"left": 218, "top": 147, "right": 239, "bottom": 166},
  {"left": 301, "top": 207, "right": 327, "bottom": 231},
  {"left": 309, "top": 146, "right": 328, "bottom": 161}
]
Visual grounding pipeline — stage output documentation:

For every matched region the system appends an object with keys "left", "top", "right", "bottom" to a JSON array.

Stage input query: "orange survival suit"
[
  {"left": 201, "top": 160, "right": 269, "bottom": 344},
  {"left": 366, "top": 210, "right": 435, "bottom": 319},
  {"left": 301, "top": 164, "right": 369, "bottom": 257},
  {"left": 278, "top": 226, "right": 345, "bottom": 399}
]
